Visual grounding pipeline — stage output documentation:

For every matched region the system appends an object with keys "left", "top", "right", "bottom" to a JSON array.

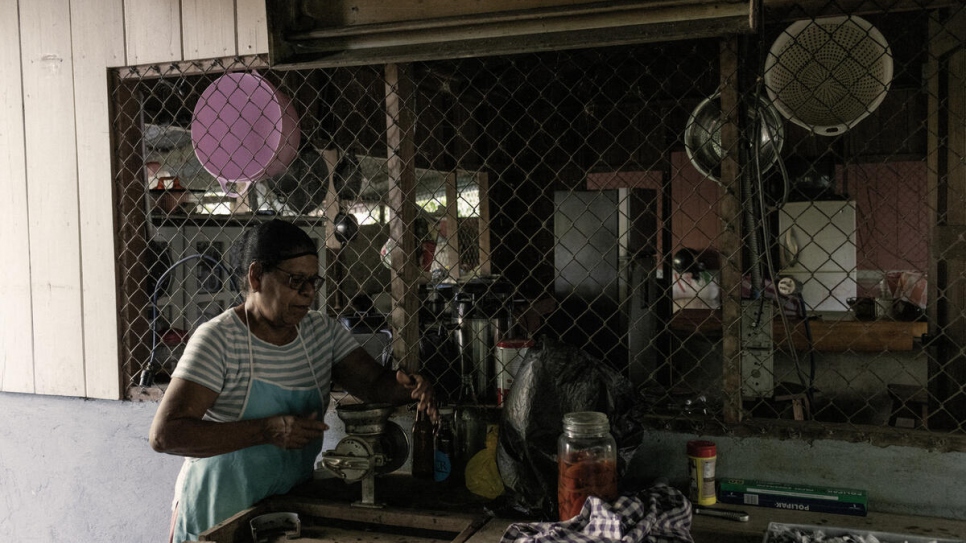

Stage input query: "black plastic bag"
[{"left": 495, "top": 336, "right": 642, "bottom": 520}]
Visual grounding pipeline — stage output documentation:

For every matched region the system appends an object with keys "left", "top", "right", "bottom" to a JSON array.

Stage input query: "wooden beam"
[
  {"left": 290, "top": 0, "right": 752, "bottom": 42},
  {"left": 268, "top": 0, "right": 753, "bottom": 68},
  {"left": 112, "top": 75, "right": 152, "bottom": 394},
  {"left": 922, "top": 6, "right": 966, "bottom": 428},
  {"left": 718, "top": 37, "right": 743, "bottom": 424},
  {"left": 476, "top": 172, "right": 492, "bottom": 277},
  {"left": 113, "top": 55, "right": 269, "bottom": 81},
  {"left": 774, "top": 320, "right": 928, "bottom": 352},
  {"left": 762, "top": 0, "right": 963, "bottom": 23},
  {"left": 384, "top": 63, "right": 421, "bottom": 373},
  {"left": 444, "top": 173, "right": 461, "bottom": 282},
  {"left": 670, "top": 310, "right": 928, "bottom": 352}
]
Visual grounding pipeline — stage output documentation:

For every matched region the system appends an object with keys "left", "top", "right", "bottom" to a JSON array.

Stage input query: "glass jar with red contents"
[{"left": 557, "top": 411, "right": 618, "bottom": 521}]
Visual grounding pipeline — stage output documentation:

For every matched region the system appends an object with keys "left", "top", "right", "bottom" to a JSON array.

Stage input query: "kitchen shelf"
[
  {"left": 150, "top": 212, "right": 328, "bottom": 228},
  {"left": 669, "top": 309, "right": 927, "bottom": 352}
]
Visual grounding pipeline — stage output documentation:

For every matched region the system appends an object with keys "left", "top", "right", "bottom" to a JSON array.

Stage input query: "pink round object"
[{"left": 191, "top": 71, "right": 300, "bottom": 196}]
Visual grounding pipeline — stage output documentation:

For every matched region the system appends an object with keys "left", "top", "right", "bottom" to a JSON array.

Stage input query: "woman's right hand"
[{"left": 264, "top": 412, "right": 328, "bottom": 450}]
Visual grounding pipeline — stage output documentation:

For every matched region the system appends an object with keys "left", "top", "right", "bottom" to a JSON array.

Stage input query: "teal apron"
[{"left": 172, "top": 333, "right": 325, "bottom": 543}]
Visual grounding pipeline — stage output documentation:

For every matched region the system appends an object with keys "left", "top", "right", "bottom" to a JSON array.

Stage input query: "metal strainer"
[{"left": 764, "top": 16, "right": 893, "bottom": 136}]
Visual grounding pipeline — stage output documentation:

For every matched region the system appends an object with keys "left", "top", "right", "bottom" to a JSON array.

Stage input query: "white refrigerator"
[{"left": 777, "top": 200, "right": 857, "bottom": 312}]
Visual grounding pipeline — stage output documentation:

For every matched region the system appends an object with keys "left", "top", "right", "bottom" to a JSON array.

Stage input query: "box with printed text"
[{"left": 718, "top": 478, "right": 868, "bottom": 517}]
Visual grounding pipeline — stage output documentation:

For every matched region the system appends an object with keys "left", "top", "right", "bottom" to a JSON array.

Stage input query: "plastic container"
[
  {"left": 557, "top": 411, "right": 618, "bottom": 520},
  {"left": 687, "top": 440, "right": 717, "bottom": 505},
  {"left": 433, "top": 407, "right": 456, "bottom": 483}
]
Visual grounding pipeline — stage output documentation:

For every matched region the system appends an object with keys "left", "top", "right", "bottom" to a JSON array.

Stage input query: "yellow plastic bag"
[{"left": 465, "top": 425, "right": 505, "bottom": 499}]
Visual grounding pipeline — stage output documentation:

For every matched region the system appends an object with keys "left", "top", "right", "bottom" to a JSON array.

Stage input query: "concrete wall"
[
  {"left": 0, "top": 392, "right": 344, "bottom": 543},
  {"left": 629, "top": 433, "right": 966, "bottom": 521},
  {"left": 3, "top": 392, "right": 966, "bottom": 543},
  {"left": 0, "top": 393, "right": 177, "bottom": 542}
]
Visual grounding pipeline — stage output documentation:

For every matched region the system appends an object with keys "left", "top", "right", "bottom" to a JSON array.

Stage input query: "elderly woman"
[{"left": 150, "top": 219, "right": 435, "bottom": 543}]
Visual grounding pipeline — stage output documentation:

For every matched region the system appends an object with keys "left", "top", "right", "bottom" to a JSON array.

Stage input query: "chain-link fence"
[{"left": 113, "top": 4, "right": 966, "bottom": 449}]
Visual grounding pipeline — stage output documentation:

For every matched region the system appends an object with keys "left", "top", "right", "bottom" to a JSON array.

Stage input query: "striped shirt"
[{"left": 172, "top": 308, "right": 360, "bottom": 422}]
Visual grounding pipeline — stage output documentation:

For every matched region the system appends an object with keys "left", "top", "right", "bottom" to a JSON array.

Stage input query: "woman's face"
[{"left": 254, "top": 255, "right": 321, "bottom": 327}]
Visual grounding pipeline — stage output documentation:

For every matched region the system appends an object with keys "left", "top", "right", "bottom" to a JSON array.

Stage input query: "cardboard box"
[
  {"left": 763, "top": 522, "right": 965, "bottom": 543},
  {"left": 718, "top": 478, "right": 868, "bottom": 517}
]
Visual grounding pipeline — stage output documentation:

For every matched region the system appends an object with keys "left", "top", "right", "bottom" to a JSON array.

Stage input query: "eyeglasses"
[{"left": 274, "top": 266, "right": 325, "bottom": 291}]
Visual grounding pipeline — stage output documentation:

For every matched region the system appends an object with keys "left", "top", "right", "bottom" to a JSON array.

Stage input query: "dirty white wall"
[
  {"left": 0, "top": 392, "right": 350, "bottom": 542},
  {"left": 4, "top": 392, "right": 966, "bottom": 543}
]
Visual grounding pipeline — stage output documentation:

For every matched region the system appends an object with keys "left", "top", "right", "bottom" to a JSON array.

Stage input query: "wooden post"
[
  {"left": 476, "top": 172, "right": 492, "bottom": 276},
  {"left": 112, "top": 75, "right": 152, "bottom": 397},
  {"left": 384, "top": 63, "right": 421, "bottom": 373},
  {"left": 444, "top": 172, "right": 461, "bottom": 282},
  {"left": 718, "top": 37, "right": 744, "bottom": 424},
  {"left": 927, "top": 9, "right": 966, "bottom": 427}
]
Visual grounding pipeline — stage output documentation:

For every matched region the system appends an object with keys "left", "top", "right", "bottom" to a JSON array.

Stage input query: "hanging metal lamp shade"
[{"left": 764, "top": 15, "right": 893, "bottom": 136}]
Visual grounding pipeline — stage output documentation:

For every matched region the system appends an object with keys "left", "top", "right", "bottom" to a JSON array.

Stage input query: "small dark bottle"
[
  {"left": 411, "top": 408, "right": 435, "bottom": 480},
  {"left": 434, "top": 407, "right": 456, "bottom": 483}
]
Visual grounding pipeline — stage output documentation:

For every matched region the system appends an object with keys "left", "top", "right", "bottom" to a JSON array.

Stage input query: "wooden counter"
[
  {"left": 670, "top": 309, "right": 928, "bottom": 352},
  {"left": 197, "top": 475, "right": 966, "bottom": 543},
  {"left": 469, "top": 505, "right": 966, "bottom": 543}
]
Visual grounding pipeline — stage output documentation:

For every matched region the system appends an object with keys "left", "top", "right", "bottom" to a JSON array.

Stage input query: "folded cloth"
[{"left": 500, "top": 484, "right": 693, "bottom": 543}]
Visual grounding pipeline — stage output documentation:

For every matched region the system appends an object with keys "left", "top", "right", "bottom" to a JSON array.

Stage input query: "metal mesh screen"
[{"left": 113, "top": 5, "right": 966, "bottom": 449}]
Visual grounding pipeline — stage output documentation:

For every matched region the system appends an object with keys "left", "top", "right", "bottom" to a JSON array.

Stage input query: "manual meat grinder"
[{"left": 318, "top": 403, "right": 409, "bottom": 508}]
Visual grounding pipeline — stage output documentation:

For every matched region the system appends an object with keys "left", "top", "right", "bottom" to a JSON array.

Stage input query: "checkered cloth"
[{"left": 500, "top": 484, "right": 693, "bottom": 543}]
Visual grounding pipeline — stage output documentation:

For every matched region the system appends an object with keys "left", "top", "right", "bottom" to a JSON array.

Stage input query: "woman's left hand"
[{"left": 396, "top": 370, "right": 438, "bottom": 421}]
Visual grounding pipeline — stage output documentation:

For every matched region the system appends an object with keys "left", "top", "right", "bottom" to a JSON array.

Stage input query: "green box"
[{"left": 718, "top": 478, "right": 868, "bottom": 517}]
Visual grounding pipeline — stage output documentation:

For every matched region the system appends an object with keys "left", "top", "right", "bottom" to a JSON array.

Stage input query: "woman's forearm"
[{"left": 150, "top": 416, "right": 270, "bottom": 458}]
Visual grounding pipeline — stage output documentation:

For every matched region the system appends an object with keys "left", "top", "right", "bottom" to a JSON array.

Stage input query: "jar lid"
[
  {"left": 563, "top": 411, "right": 609, "bottom": 433},
  {"left": 687, "top": 440, "right": 717, "bottom": 457}
]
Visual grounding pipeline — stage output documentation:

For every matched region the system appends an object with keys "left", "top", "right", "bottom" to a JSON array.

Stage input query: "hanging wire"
[{"left": 138, "top": 254, "right": 240, "bottom": 387}]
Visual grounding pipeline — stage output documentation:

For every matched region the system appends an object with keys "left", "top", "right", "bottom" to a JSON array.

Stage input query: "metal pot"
[
  {"left": 847, "top": 297, "right": 876, "bottom": 321},
  {"left": 333, "top": 212, "right": 359, "bottom": 244}
]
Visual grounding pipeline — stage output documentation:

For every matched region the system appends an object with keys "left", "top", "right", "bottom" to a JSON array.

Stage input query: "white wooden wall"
[{"left": 0, "top": 0, "right": 268, "bottom": 399}]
